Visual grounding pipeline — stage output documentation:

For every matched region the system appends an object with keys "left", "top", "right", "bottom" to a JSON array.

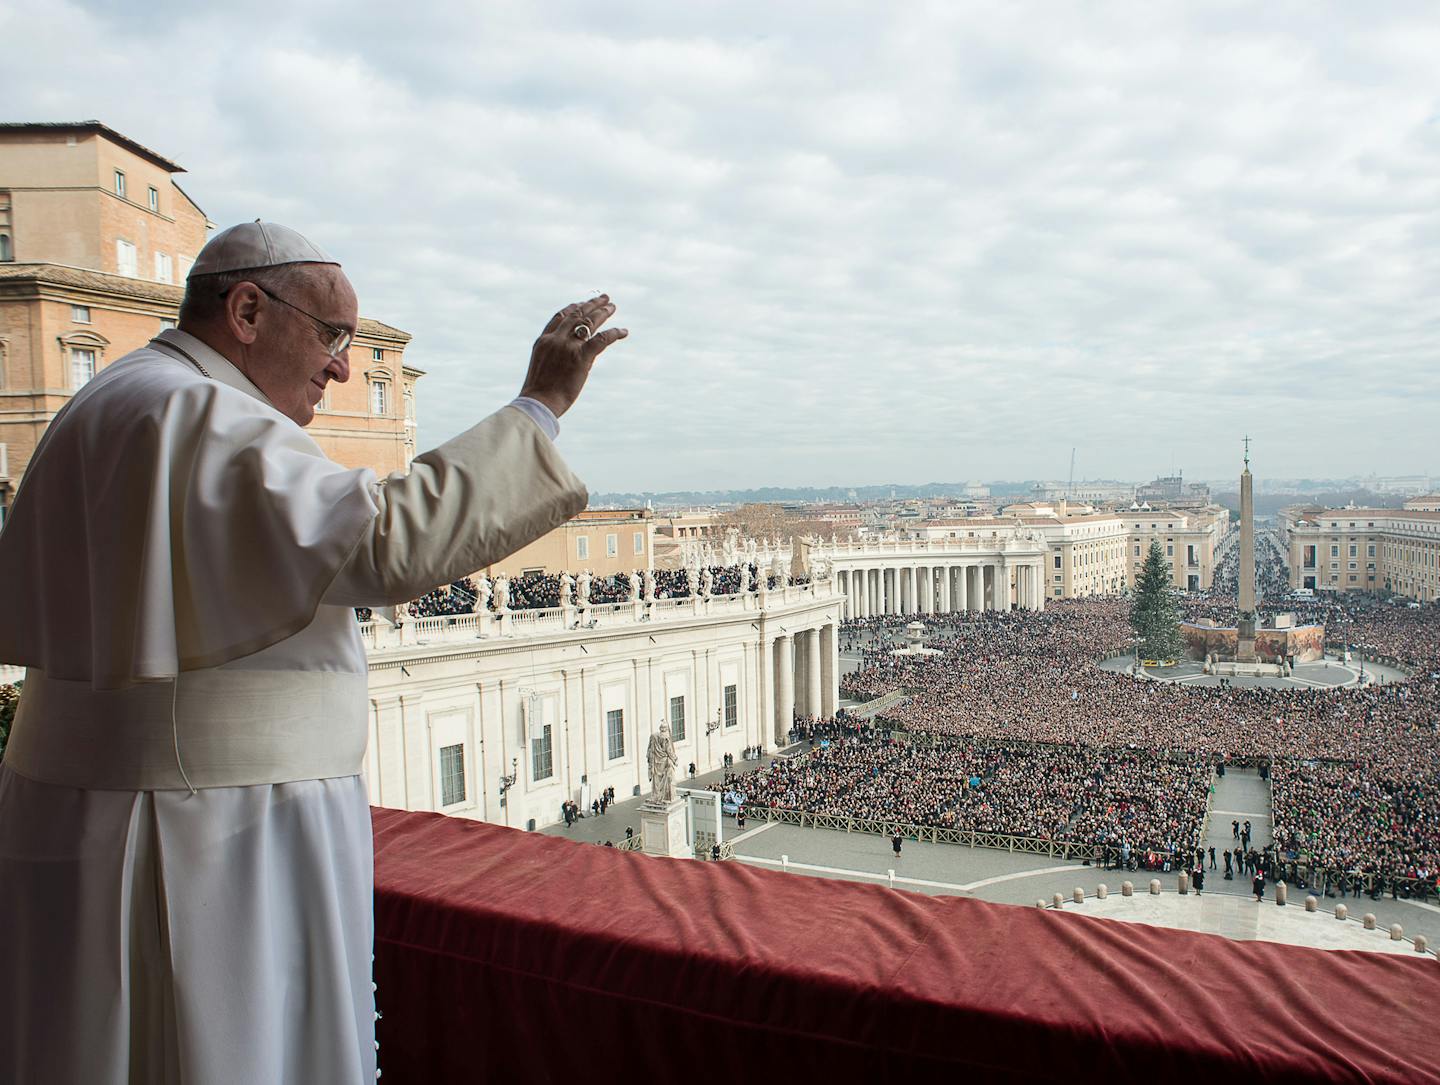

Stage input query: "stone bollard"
[
  {"left": 781, "top": 854, "right": 789, "bottom": 873},
  {"left": 1275, "top": 881, "right": 1287, "bottom": 906},
  {"left": 1053, "top": 892, "right": 1065, "bottom": 909},
  {"left": 1122, "top": 881, "right": 1134, "bottom": 897},
  {"left": 1177, "top": 871, "right": 1189, "bottom": 895},
  {"left": 1036, "top": 900, "right": 1047, "bottom": 909},
  {"left": 1363, "top": 913, "right": 1377, "bottom": 930},
  {"left": 1414, "top": 935, "right": 1428, "bottom": 954},
  {"left": 1390, "top": 924, "right": 1403, "bottom": 942},
  {"left": 1097, "top": 884, "right": 1108, "bottom": 900},
  {"left": 1305, "top": 896, "right": 1318, "bottom": 913},
  {"left": 1149, "top": 879, "right": 1162, "bottom": 895},
  {"left": 1073, "top": 887, "right": 1085, "bottom": 904},
  {"left": 1335, "top": 904, "right": 1348, "bottom": 920}
]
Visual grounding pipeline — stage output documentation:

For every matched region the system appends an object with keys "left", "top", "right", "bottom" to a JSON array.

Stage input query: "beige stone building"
[
  {"left": 0, "top": 121, "right": 421, "bottom": 521},
  {"left": 656, "top": 509, "right": 720, "bottom": 540},
  {"left": 1116, "top": 503, "right": 1229, "bottom": 594},
  {"left": 901, "top": 499, "right": 1228, "bottom": 599},
  {"left": 479, "top": 508, "right": 654, "bottom": 579},
  {"left": 1282, "top": 507, "right": 1440, "bottom": 602}
]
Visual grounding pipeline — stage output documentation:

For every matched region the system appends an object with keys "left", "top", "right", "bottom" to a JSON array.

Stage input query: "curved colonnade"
[{"left": 824, "top": 536, "right": 1049, "bottom": 619}]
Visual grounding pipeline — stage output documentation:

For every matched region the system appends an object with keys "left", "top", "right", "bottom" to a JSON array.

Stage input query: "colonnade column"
[
  {"left": 821, "top": 624, "right": 838, "bottom": 718},
  {"left": 995, "top": 560, "right": 1010, "bottom": 612},
  {"left": 938, "top": 564, "right": 951, "bottom": 613},
  {"left": 969, "top": 565, "right": 982, "bottom": 612},
  {"left": 774, "top": 634, "right": 794, "bottom": 747},
  {"left": 1034, "top": 562, "right": 1046, "bottom": 611},
  {"left": 803, "top": 628, "right": 823, "bottom": 719}
]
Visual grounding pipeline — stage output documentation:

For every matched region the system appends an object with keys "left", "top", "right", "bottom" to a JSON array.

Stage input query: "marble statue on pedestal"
[
  {"left": 700, "top": 568, "right": 713, "bottom": 597},
  {"left": 722, "top": 528, "right": 740, "bottom": 567},
  {"left": 627, "top": 570, "right": 641, "bottom": 602},
  {"left": 577, "top": 569, "right": 591, "bottom": 606},
  {"left": 474, "top": 574, "right": 492, "bottom": 613},
  {"left": 492, "top": 573, "right": 510, "bottom": 613},
  {"left": 647, "top": 721, "right": 679, "bottom": 804},
  {"left": 685, "top": 566, "right": 698, "bottom": 598},
  {"left": 559, "top": 571, "right": 574, "bottom": 607},
  {"left": 642, "top": 568, "right": 656, "bottom": 602}
]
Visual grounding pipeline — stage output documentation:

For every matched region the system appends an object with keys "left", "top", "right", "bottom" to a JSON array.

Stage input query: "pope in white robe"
[{"left": 0, "top": 221, "right": 626, "bottom": 1083}]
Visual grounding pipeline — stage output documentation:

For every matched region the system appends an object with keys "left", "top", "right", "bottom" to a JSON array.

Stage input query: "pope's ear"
[{"left": 224, "top": 282, "right": 264, "bottom": 345}]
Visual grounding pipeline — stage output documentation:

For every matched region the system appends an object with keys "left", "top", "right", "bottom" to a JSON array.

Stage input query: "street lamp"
[{"left": 498, "top": 757, "right": 519, "bottom": 803}]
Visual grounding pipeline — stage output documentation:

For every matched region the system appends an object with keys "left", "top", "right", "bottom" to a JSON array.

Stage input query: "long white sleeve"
[{"left": 323, "top": 405, "right": 587, "bottom": 607}]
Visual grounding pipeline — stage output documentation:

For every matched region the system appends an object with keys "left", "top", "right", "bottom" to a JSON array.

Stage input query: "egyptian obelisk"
[{"left": 1237, "top": 437, "right": 1257, "bottom": 662}]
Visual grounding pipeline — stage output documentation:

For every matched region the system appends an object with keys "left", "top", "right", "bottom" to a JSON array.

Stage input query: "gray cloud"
[{"left": 7, "top": 0, "right": 1439, "bottom": 489}]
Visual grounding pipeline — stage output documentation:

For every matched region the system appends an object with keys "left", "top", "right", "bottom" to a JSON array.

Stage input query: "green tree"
[
  {"left": 0, "top": 683, "right": 19, "bottom": 761},
  {"left": 1131, "top": 541, "right": 1183, "bottom": 660}
]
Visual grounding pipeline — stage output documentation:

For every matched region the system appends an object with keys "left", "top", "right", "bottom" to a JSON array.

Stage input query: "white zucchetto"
[{"left": 188, "top": 219, "right": 339, "bottom": 278}]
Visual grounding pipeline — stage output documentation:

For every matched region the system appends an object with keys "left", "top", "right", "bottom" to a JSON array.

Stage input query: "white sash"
[{"left": 5, "top": 668, "right": 368, "bottom": 790}]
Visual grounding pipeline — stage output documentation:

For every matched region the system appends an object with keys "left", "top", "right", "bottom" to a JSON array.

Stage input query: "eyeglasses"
[{"left": 221, "top": 283, "right": 353, "bottom": 358}]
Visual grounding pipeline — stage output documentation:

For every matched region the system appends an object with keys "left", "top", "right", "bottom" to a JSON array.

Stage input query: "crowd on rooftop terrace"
[{"left": 399, "top": 563, "right": 804, "bottom": 619}]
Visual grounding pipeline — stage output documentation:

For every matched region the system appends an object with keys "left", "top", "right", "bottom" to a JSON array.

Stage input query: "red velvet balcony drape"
[{"left": 373, "top": 808, "right": 1440, "bottom": 1084}]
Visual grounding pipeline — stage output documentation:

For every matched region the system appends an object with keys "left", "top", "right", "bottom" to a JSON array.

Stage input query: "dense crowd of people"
[
  {"left": 744, "top": 592, "right": 1440, "bottom": 893},
  {"left": 730, "top": 720, "right": 1211, "bottom": 859}
]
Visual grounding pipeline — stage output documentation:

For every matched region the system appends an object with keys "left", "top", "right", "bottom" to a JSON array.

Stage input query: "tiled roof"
[
  {"left": 0, "top": 261, "right": 183, "bottom": 302},
  {"left": 0, "top": 262, "right": 410, "bottom": 342},
  {"left": 0, "top": 121, "right": 185, "bottom": 173}
]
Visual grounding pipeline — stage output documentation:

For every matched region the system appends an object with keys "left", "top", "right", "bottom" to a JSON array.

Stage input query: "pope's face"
[{"left": 248, "top": 266, "right": 358, "bottom": 427}]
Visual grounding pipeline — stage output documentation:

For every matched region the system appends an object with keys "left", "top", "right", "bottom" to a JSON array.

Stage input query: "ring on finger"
[{"left": 573, "top": 324, "right": 592, "bottom": 341}]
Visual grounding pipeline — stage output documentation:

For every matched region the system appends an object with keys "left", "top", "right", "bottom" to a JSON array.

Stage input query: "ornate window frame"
[{"left": 58, "top": 330, "right": 110, "bottom": 390}]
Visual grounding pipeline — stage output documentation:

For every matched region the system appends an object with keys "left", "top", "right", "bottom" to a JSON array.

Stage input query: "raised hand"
[{"left": 519, "top": 294, "right": 627, "bottom": 418}]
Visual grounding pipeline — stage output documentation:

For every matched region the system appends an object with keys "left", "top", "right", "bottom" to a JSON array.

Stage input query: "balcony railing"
[
  {"left": 371, "top": 806, "right": 1440, "bottom": 1083},
  {"left": 363, "top": 580, "right": 840, "bottom": 652}
]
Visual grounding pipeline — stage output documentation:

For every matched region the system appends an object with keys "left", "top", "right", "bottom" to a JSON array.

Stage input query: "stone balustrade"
[{"left": 361, "top": 579, "right": 840, "bottom": 653}]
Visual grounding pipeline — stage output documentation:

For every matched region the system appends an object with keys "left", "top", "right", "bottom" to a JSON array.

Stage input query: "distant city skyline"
[{"left": 6, "top": 2, "right": 1439, "bottom": 489}]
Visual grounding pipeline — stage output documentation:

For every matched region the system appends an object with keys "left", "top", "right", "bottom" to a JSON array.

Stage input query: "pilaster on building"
[{"left": 361, "top": 574, "right": 845, "bottom": 835}]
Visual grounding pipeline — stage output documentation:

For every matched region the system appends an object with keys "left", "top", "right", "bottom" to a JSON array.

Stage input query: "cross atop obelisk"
[{"left": 1243, "top": 434, "right": 1251, "bottom": 469}]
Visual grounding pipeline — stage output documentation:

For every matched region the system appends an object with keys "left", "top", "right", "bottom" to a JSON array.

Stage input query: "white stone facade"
[
  {"left": 361, "top": 579, "right": 842, "bottom": 832},
  {"left": 820, "top": 534, "right": 1050, "bottom": 619}
]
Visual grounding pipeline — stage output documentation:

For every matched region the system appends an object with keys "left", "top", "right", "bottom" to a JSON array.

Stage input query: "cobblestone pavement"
[
  {"left": 1098, "top": 653, "right": 1409, "bottom": 690},
  {"left": 724, "top": 820, "right": 1440, "bottom": 948}
]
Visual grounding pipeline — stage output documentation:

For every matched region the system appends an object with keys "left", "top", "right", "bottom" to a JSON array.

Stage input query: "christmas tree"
[{"left": 1131, "top": 540, "right": 1183, "bottom": 660}]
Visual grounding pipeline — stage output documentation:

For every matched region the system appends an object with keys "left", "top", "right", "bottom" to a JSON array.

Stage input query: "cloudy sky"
[{"left": 7, "top": 1, "right": 1439, "bottom": 490}]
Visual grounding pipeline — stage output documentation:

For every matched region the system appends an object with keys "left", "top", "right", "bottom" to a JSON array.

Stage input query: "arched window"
[{"left": 0, "top": 233, "right": 11, "bottom": 262}]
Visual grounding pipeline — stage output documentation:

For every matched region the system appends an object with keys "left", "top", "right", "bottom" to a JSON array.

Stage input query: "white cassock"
[{"left": 0, "top": 328, "right": 587, "bottom": 1083}]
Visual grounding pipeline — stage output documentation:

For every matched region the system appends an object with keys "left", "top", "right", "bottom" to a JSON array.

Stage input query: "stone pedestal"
[{"left": 640, "top": 799, "right": 689, "bottom": 859}]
